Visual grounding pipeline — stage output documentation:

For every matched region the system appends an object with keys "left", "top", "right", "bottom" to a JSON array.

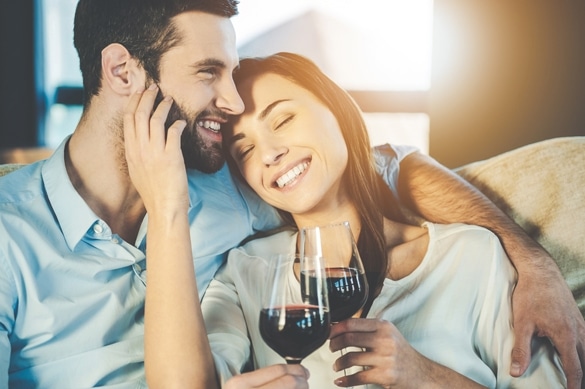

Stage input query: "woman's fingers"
[
  {"left": 329, "top": 318, "right": 383, "bottom": 352},
  {"left": 123, "top": 87, "right": 145, "bottom": 143},
  {"left": 122, "top": 85, "right": 188, "bottom": 212},
  {"left": 166, "top": 119, "right": 186, "bottom": 153},
  {"left": 133, "top": 84, "right": 159, "bottom": 146},
  {"left": 124, "top": 84, "right": 185, "bottom": 158},
  {"left": 224, "top": 364, "right": 310, "bottom": 389}
]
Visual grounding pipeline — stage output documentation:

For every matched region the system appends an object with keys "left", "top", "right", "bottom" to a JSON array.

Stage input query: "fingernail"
[
  {"left": 510, "top": 362, "right": 521, "bottom": 376},
  {"left": 148, "top": 84, "right": 157, "bottom": 90}
]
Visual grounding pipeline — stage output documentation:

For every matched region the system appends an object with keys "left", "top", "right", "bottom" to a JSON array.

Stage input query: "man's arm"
[
  {"left": 396, "top": 150, "right": 584, "bottom": 389},
  {"left": 0, "top": 250, "right": 15, "bottom": 389}
]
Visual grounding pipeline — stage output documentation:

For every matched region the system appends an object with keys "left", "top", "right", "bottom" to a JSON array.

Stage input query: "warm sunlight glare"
[{"left": 233, "top": 0, "right": 434, "bottom": 91}]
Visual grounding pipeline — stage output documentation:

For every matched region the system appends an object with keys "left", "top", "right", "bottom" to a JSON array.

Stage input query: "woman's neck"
[
  {"left": 383, "top": 218, "right": 429, "bottom": 280},
  {"left": 292, "top": 203, "right": 362, "bottom": 239}
]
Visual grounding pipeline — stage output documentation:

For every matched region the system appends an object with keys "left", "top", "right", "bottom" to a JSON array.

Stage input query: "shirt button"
[
  {"left": 93, "top": 224, "right": 103, "bottom": 234},
  {"left": 111, "top": 237, "right": 119, "bottom": 244},
  {"left": 133, "top": 263, "right": 142, "bottom": 273}
]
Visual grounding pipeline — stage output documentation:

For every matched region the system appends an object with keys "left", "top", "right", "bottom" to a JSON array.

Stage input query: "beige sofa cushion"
[
  {"left": 0, "top": 163, "right": 24, "bottom": 177},
  {"left": 456, "top": 136, "right": 585, "bottom": 315}
]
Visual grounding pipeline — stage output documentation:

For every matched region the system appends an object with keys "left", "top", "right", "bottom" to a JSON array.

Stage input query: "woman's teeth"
[
  {"left": 276, "top": 162, "right": 309, "bottom": 188},
  {"left": 197, "top": 120, "right": 221, "bottom": 133}
]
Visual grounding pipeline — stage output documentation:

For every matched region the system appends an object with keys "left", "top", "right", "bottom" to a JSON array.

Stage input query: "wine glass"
[
  {"left": 300, "top": 221, "right": 369, "bottom": 323},
  {"left": 259, "top": 253, "right": 331, "bottom": 365},
  {"left": 301, "top": 221, "right": 369, "bottom": 387}
]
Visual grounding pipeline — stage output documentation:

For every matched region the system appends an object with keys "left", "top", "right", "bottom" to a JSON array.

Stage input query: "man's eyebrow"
[
  {"left": 259, "top": 99, "right": 290, "bottom": 121},
  {"left": 191, "top": 58, "right": 226, "bottom": 69}
]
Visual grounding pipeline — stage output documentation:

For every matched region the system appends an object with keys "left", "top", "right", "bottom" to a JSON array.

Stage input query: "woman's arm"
[
  {"left": 124, "top": 87, "right": 218, "bottom": 389},
  {"left": 329, "top": 319, "right": 487, "bottom": 388},
  {"left": 125, "top": 87, "right": 309, "bottom": 389},
  {"left": 397, "top": 151, "right": 584, "bottom": 388}
]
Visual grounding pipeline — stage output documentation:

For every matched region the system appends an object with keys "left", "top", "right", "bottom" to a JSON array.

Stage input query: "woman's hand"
[
  {"left": 123, "top": 84, "right": 188, "bottom": 215},
  {"left": 224, "top": 364, "right": 310, "bottom": 389},
  {"left": 329, "top": 318, "right": 485, "bottom": 388}
]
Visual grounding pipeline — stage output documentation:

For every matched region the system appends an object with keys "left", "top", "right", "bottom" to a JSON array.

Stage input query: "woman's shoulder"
[
  {"left": 423, "top": 222, "right": 511, "bottom": 274},
  {"left": 216, "top": 227, "right": 298, "bottom": 286},
  {"left": 426, "top": 222, "right": 500, "bottom": 250},
  {"left": 229, "top": 226, "right": 298, "bottom": 261}
]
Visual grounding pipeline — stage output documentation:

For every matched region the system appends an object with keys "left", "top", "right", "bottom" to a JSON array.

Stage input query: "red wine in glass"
[
  {"left": 300, "top": 222, "right": 369, "bottom": 323},
  {"left": 259, "top": 304, "right": 330, "bottom": 364},
  {"left": 303, "top": 265, "right": 368, "bottom": 323},
  {"left": 300, "top": 221, "right": 370, "bottom": 387},
  {"left": 260, "top": 254, "right": 330, "bottom": 364}
]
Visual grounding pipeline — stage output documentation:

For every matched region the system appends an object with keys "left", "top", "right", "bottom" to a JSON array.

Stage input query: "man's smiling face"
[{"left": 156, "top": 11, "right": 244, "bottom": 173}]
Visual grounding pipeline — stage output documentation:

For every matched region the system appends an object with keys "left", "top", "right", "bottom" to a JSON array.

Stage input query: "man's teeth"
[
  {"left": 197, "top": 120, "right": 221, "bottom": 133},
  {"left": 276, "top": 162, "right": 309, "bottom": 188}
]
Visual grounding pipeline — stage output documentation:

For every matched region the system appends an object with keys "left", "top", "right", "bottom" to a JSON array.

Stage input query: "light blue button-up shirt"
[
  {"left": 0, "top": 138, "right": 410, "bottom": 388},
  {"left": 0, "top": 137, "right": 283, "bottom": 388}
]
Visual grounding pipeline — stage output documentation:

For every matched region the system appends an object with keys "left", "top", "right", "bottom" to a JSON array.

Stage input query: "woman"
[
  {"left": 198, "top": 52, "right": 565, "bottom": 388},
  {"left": 125, "top": 53, "right": 566, "bottom": 388}
]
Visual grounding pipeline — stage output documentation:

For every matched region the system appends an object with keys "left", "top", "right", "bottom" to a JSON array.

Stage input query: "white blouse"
[{"left": 201, "top": 223, "right": 566, "bottom": 388}]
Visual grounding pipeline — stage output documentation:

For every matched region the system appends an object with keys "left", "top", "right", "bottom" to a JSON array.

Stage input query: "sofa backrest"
[
  {"left": 0, "top": 163, "right": 24, "bottom": 177},
  {"left": 456, "top": 136, "right": 585, "bottom": 315}
]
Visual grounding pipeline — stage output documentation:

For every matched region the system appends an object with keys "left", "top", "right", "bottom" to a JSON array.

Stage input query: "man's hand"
[
  {"left": 510, "top": 258, "right": 585, "bottom": 389},
  {"left": 224, "top": 365, "right": 310, "bottom": 389}
]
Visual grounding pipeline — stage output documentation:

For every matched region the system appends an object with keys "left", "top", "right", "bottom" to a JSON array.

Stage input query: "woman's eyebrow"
[
  {"left": 226, "top": 132, "right": 245, "bottom": 147},
  {"left": 258, "top": 99, "right": 291, "bottom": 121},
  {"left": 226, "top": 99, "right": 292, "bottom": 147}
]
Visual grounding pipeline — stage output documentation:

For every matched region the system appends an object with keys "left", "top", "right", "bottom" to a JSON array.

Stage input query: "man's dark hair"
[{"left": 73, "top": 0, "right": 239, "bottom": 107}]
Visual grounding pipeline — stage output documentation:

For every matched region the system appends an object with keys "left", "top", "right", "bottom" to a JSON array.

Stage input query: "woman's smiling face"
[{"left": 227, "top": 72, "right": 349, "bottom": 217}]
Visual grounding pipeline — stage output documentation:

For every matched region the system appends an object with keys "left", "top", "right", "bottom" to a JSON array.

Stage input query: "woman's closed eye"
[
  {"left": 274, "top": 115, "right": 294, "bottom": 130},
  {"left": 235, "top": 144, "right": 254, "bottom": 162}
]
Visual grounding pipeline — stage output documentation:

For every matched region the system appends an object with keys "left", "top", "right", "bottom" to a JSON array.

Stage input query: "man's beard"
[{"left": 164, "top": 99, "right": 226, "bottom": 174}]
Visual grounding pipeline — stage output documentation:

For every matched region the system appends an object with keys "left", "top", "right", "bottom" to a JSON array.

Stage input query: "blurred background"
[{"left": 1, "top": 0, "right": 584, "bottom": 167}]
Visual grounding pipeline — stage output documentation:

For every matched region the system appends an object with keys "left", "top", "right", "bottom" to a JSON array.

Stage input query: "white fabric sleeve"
[
  {"left": 201, "top": 264, "right": 252, "bottom": 385},
  {"left": 474, "top": 232, "right": 566, "bottom": 388},
  {"left": 372, "top": 143, "right": 419, "bottom": 199}
]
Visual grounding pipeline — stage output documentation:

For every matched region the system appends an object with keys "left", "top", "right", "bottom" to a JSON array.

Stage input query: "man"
[{"left": 0, "top": 0, "right": 582, "bottom": 388}]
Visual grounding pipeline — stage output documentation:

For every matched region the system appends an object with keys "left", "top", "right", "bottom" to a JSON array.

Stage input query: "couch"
[{"left": 1, "top": 136, "right": 583, "bottom": 315}]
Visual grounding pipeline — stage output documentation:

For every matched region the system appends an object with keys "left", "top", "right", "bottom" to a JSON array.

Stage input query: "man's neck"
[{"left": 65, "top": 112, "right": 146, "bottom": 244}]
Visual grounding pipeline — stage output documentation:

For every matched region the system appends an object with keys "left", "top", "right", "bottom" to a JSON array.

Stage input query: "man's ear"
[{"left": 101, "top": 43, "right": 146, "bottom": 96}]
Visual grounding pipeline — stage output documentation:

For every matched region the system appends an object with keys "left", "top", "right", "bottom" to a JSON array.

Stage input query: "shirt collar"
[{"left": 42, "top": 136, "right": 101, "bottom": 251}]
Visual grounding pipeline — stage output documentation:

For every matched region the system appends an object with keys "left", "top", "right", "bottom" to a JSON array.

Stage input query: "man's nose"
[{"left": 216, "top": 77, "right": 244, "bottom": 115}]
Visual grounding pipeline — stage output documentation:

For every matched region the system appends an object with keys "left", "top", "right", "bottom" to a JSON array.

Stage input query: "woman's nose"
[{"left": 261, "top": 143, "right": 288, "bottom": 166}]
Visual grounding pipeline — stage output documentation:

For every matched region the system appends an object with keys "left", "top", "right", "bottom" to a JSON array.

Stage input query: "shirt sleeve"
[
  {"left": 201, "top": 255, "right": 253, "bottom": 385},
  {"left": 0, "top": 251, "right": 16, "bottom": 389},
  {"left": 372, "top": 143, "right": 418, "bottom": 199}
]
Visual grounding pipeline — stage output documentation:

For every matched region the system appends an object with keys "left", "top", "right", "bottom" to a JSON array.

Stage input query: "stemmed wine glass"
[
  {"left": 259, "top": 253, "right": 331, "bottom": 365},
  {"left": 300, "top": 221, "right": 369, "bottom": 323},
  {"left": 300, "top": 221, "right": 369, "bottom": 387}
]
